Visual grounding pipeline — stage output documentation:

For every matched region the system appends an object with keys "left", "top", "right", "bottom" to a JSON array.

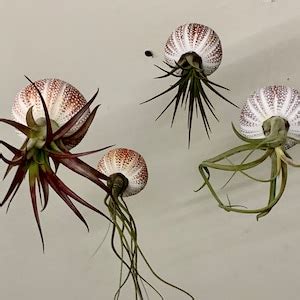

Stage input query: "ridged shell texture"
[
  {"left": 240, "top": 85, "right": 300, "bottom": 141},
  {"left": 12, "top": 78, "right": 89, "bottom": 136},
  {"left": 164, "top": 23, "right": 222, "bottom": 76},
  {"left": 97, "top": 148, "right": 148, "bottom": 197}
]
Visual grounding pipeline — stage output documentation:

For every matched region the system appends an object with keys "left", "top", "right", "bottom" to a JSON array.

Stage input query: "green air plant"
[
  {"left": 198, "top": 85, "right": 300, "bottom": 219},
  {"left": 0, "top": 77, "right": 113, "bottom": 250},
  {"left": 142, "top": 23, "right": 238, "bottom": 146},
  {"left": 97, "top": 148, "right": 194, "bottom": 300}
]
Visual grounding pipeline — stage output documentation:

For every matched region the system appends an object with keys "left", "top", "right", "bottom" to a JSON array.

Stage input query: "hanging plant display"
[
  {"left": 97, "top": 147, "right": 194, "bottom": 299},
  {"left": 142, "top": 23, "right": 238, "bottom": 145},
  {"left": 0, "top": 77, "right": 112, "bottom": 250},
  {"left": 198, "top": 85, "right": 300, "bottom": 219}
]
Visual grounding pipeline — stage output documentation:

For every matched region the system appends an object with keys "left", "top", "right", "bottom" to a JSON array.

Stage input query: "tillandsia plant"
[
  {"left": 198, "top": 85, "right": 300, "bottom": 219},
  {"left": 0, "top": 77, "right": 113, "bottom": 250},
  {"left": 142, "top": 23, "right": 238, "bottom": 145},
  {"left": 97, "top": 148, "right": 194, "bottom": 300}
]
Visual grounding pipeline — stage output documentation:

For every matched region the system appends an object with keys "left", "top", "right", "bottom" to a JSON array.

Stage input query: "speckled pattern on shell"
[
  {"left": 164, "top": 23, "right": 222, "bottom": 76},
  {"left": 12, "top": 78, "right": 89, "bottom": 136},
  {"left": 240, "top": 85, "right": 300, "bottom": 148},
  {"left": 97, "top": 148, "right": 148, "bottom": 197}
]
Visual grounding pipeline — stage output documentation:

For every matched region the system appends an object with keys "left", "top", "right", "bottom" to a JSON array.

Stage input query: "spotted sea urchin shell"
[
  {"left": 240, "top": 85, "right": 300, "bottom": 144},
  {"left": 97, "top": 148, "right": 148, "bottom": 197},
  {"left": 164, "top": 23, "right": 222, "bottom": 76},
  {"left": 12, "top": 78, "right": 89, "bottom": 137}
]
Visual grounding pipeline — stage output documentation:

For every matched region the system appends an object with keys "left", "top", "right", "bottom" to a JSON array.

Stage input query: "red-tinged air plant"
[
  {"left": 142, "top": 23, "right": 238, "bottom": 146},
  {"left": 0, "top": 77, "right": 112, "bottom": 250},
  {"left": 198, "top": 85, "right": 300, "bottom": 219},
  {"left": 97, "top": 148, "right": 194, "bottom": 300}
]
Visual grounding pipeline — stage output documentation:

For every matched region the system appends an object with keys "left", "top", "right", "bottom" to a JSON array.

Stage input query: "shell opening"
[
  {"left": 178, "top": 51, "right": 203, "bottom": 71},
  {"left": 107, "top": 173, "right": 129, "bottom": 196},
  {"left": 262, "top": 116, "right": 290, "bottom": 139}
]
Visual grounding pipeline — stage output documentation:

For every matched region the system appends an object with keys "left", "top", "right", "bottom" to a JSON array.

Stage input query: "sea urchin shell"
[
  {"left": 97, "top": 148, "right": 194, "bottom": 299},
  {"left": 0, "top": 77, "right": 112, "bottom": 250},
  {"left": 240, "top": 85, "right": 300, "bottom": 147},
  {"left": 97, "top": 148, "right": 148, "bottom": 197},
  {"left": 164, "top": 23, "right": 222, "bottom": 76},
  {"left": 143, "top": 23, "right": 237, "bottom": 145},
  {"left": 12, "top": 78, "right": 89, "bottom": 140},
  {"left": 198, "top": 85, "right": 300, "bottom": 219}
]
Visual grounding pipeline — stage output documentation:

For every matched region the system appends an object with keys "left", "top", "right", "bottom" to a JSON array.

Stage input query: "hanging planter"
[
  {"left": 0, "top": 77, "right": 112, "bottom": 250},
  {"left": 142, "top": 23, "right": 238, "bottom": 145},
  {"left": 97, "top": 147, "right": 194, "bottom": 299},
  {"left": 198, "top": 85, "right": 300, "bottom": 219}
]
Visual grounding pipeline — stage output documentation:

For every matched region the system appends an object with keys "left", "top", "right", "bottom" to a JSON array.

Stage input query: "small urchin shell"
[
  {"left": 240, "top": 85, "right": 300, "bottom": 142},
  {"left": 97, "top": 148, "right": 148, "bottom": 197},
  {"left": 12, "top": 78, "right": 89, "bottom": 136},
  {"left": 164, "top": 23, "right": 222, "bottom": 76}
]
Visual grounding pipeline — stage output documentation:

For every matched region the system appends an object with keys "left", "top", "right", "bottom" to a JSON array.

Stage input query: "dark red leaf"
[
  {"left": 29, "top": 177, "right": 45, "bottom": 252},
  {"left": 53, "top": 89, "right": 99, "bottom": 141},
  {"left": 43, "top": 170, "right": 89, "bottom": 231},
  {"left": 1, "top": 164, "right": 27, "bottom": 207},
  {"left": 0, "top": 119, "right": 31, "bottom": 136},
  {"left": 0, "top": 153, "right": 24, "bottom": 166},
  {"left": 0, "top": 140, "right": 23, "bottom": 155},
  {"left": 57, "top": 156, "right": 110, "bottom": 191},
  {"left": 39, "top": 171, "right": 49, "bottom": 211},
  {"left": 2, "top": 141, "right": 27, "bottom": 179},
  {"left": 43, "top": 167, "right": 111, "bottom": 223},
  {"left": 5, "top": 180, "right": 23, "bottom": 213},
  {"left": 24, "top": 76, "right": 53, "bottom": 144},
  {"left": 62, "top": 105, "right": 100, "bottom": 149},
  {"left": 47, "top": 144, "right": 113, "bottom": 159}
]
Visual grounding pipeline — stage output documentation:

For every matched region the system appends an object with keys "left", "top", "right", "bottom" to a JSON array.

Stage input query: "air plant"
[
  {"left": 142, "top": 23, "right": 238, "bottom": 145},
  {"left": 97, "top": 148, "right": 194, "bottom": 299},
  {"left": 198, "top": 85, "right": 300, "bottom": 219},
  {"left": 0, "top": 77, "right": 112, "bottom": 250}
]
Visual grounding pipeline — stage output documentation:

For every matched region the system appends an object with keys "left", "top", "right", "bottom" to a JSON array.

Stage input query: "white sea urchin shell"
[
  {"left": 12, "top": 78, "right": 89, "bottom": 136},
  {"left": 97, "top": 148, "right": 148, "bottom": 197},
  {"left": 240, "top": 85, "right": 300, "bottom": 142},
  {"left": 164, "top": 23, "right": 222, "bottom": 76}
]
